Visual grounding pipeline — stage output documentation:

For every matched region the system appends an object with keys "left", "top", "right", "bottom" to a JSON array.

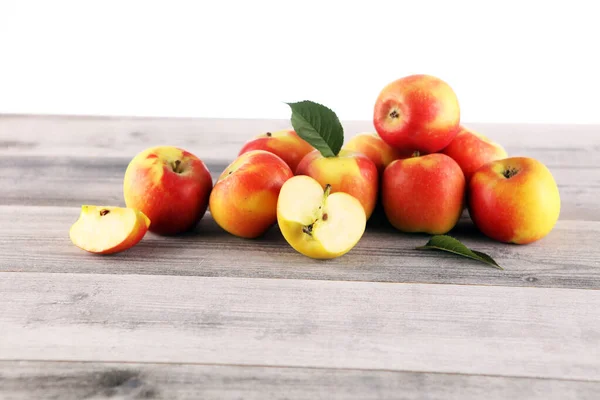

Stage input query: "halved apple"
[
  {"left": 69, "top": 205, "right": 151, "bottom": 254},
  {"left": 277, "top": 175, "right": 366, "bottom": 259}
]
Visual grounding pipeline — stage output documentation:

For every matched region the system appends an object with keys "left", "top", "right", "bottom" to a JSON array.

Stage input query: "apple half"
[
  {"left": 69, "top": 205, "right": 151, "bottom": 254},
  {"left": 277, "top": 175, "right": 366, "bottom": 259}
]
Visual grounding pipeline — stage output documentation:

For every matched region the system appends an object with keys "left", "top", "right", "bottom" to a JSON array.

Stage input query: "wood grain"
[
  {"left": 1, "top": 114, "right": 599, "bottom": 162},
  {"left": 0, "top": 154, "right": 594, "bottom": 221},
  {"left": 1, "top": 205, "right": 599, "bottom": 289},
  {"left": 1, "top": 273, "right": 599, "bottom": 381},
  {"left": 1, "top": 361, "right": 599, "bottom": 400},
  {"left": 1, "top": 115, "right": 599, "bottom": 398}
]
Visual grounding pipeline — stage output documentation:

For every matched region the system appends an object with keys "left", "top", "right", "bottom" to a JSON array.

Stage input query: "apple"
[
  {"left": 342, "top": 132, "right": 410, "bottom": 175},
  {"left": 296, "top": 149, "right": 378, "bottom": 219},
  {"left": 468, "top": 157, "right": 560, "bottom": 244},
  {"left": 209, "top": 149, "right": 293, "bottom": 238},
  {"left": 382, "top": 153, "right": 465, "bottom": 234},
  {"left": 238, "top": 129, "right": 315, "bottom": 172},
  {"left": 69, "top": 205, "right": 150, "bottom": 254},
  {"left": 123, "top": 146, "right": 213, "bottom": 235},
  {"left": 277, "top": 175, "right": 366, "bottom": 259},
  {"left": 441, "top": 126, "right": 508, "bottom": 182},
  {"left": 373, "top": 74, "right": 460, "bottom": 153}
]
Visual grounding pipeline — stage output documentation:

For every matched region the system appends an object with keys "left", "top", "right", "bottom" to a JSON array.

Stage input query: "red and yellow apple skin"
[
  {"left": 123, "top": 146, "right": 213, "bottom": 235},
  {"left": 468, "top": 157, "right": 560, "bottom": 244},
  {"left": 296, "top": 149, "right": 379, "bottom": 219},
  {"left": 373, "top": 74, "right": 460, "bottom": 153},
  {"left": 382, "top": 153, "right": 465, "bottom": 234},
  {"left": 342, "top": 132, "right": 411, "bottom": 175},
  {"left": 209, "top": 150, "right": 293, "bottom": 239},
  {"left": 441, "top": 126, "right": 508, "bottom": 182},
  {"left": 238, "top": 129, "right": 315, "bottom": 172},
  {"left": 69, "top": 205, "right": 151, "bottom": 255}
]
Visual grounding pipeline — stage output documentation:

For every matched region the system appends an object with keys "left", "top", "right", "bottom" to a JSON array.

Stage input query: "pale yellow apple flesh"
[
  {"left": 69, "top": 205, "right": 151, "bottom": 254},
  {"left": 277, "top": 175, "right": 366, "bottom": 259}
]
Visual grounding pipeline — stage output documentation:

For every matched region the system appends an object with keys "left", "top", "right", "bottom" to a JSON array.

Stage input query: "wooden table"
[{"left": 1, "top": 115, "right": 599, "bottom": 399}]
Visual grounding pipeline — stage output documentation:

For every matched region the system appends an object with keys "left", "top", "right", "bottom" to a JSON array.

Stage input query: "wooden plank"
[
  {"left": 1, "top": 273, "right": 599, "bottom": 381},
  {"left": 0, "top": 155, "right": 594, "bottom": 220},
  {"left": 1, "top": 114, "right": 599, "bottom": 164},
  {"left": 1, "top": 205, "right": 599, "bottom": 289},
  {"left": 0, "top": 156, "right": 224, "bottom": 208},
  {"left": 1, "top": 361, "right": 598, "bottom": 400}
]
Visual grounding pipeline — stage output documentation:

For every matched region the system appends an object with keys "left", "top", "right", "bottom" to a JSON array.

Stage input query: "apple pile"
[{"left": 69, "top": 74, "right": 561, "bottom": 260}]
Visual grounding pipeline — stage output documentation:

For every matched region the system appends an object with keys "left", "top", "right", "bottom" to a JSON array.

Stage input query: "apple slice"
[
  {"left": 277, "top": 175, "right": 366, "bottom": 259},
  {"left": 69, "top": 205, "right": 151, "bottom": 254}
]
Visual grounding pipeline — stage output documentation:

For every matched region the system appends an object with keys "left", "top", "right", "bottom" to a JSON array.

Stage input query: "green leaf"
[
  {"left": 286, "top": 100, "right": 344, "bottom": 157},
  {"left": 416, "top": 235, "right": 503, "bottom": 270}
]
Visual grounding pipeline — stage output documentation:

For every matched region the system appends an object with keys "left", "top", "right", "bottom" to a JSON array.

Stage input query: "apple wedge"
[
  {"left": 69, "top": 205, "right": 151, "bottom": 254},
  {"left": 277, "top": 175, "right": 366, "bottom": 259}
]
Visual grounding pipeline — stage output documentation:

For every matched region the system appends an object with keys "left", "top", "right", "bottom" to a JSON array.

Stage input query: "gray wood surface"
[
  {"left": 2, "top": 361, "right": 599, "bottom": 400},
  {"left": 1, "top": 205, "right": 599, "bottom": 289},
  {"left": 1, "top": 273, "right": 600, "bottom": 381},
  {"left": 1, "top": 114, "right": 599, "bottom": 160},
  {"left": 1, "top": 114, "right": 599, "bottom": 399}
]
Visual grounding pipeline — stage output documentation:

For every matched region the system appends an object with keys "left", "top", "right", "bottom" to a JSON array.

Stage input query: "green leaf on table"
[
  {"left": 416, "top": 235, "right": 503, "bottom": 270},
  {"left": 286, "top": 100, "right": 344, "bottom": 157}
]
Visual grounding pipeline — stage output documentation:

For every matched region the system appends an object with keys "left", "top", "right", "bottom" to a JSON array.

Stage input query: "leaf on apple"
[
  {"left": 416, "top": 235, "right": 503, "bottom": 270},
  {"left": 286, "top": 100, "right": 344, "bottom": 158}
]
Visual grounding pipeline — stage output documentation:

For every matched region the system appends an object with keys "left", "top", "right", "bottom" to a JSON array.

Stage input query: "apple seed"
[{"left": 99, "top": 209, "right": 110, "bottom": 216}]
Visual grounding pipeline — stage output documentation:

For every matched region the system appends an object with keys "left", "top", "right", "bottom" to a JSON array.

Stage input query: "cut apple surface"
[
  {"left": 69, "top": 205, "right": 151, "bottom": 254},
  {"left": 277, "top": 175, "right": 366, "bottom": 259}
]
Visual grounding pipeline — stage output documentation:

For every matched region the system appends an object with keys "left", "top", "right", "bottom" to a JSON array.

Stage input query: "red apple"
[
  {"left": 209, "top": 150, "right": 293, "bottom": 238},
  {"left": 468, "top": 157, "right": 561, "bottom": 244},
  {"left": 238, "top": 129, "right": 315, "bottom": 172},
  {"left": 296, "top": 149, "right": 379, "bottom": 219},
  {"left": 442, "top": 126, "right": 508, "bottom": 182},
  {"left": 382, "top": 153, "right": 465, "bottom": 234},
  {"left": 373, "top": 74, "right": 460, "bottom": 153},
  {"left": 123, "top": 146, "right": 213, "bottom": 235},
  {"left": 342, "top": 132, "right": 411, "bottom": 175}
]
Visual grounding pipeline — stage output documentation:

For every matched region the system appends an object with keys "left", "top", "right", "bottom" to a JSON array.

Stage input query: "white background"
[{"left": 1, "top": 0, "right": 599, "bottom": 124}]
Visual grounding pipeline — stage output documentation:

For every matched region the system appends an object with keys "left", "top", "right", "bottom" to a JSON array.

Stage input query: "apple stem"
[
  {"left": 266, "top": 132, "right": 272, "bottom": 137},
  {"left": 324, "top": 184, "right": 332, "bottom": 198},
  {"left": 412, "top": 150, "right": 420, "bottom": 158},
  {"left": 503, "top": 167, "right": 520, "bottom": 179},
  {"left": 172, "top": 160, "right": 183, "bottom": 173}
]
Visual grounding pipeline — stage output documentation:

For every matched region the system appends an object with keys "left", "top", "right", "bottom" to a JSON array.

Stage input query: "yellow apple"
[
  {"left": 277, "top": 175, "right": 366, "bottom": 259},
  {"left": 69, "top": 205, "right": 150, "bottom": 254}
]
